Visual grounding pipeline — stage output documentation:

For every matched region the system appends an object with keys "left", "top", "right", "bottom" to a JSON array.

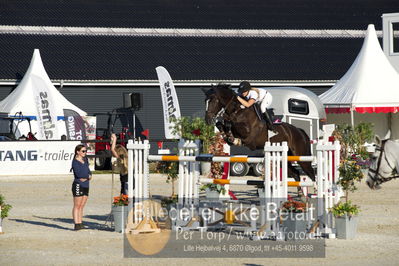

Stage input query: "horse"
[
  {"left": 203, "top": 84, "right": 315, "bottom": 182},
  {"left": 367, "top": 135, "right": 399, "bottom": 189}
]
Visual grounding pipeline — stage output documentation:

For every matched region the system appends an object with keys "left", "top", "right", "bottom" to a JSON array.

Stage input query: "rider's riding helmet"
[{"left": 238, "top": 81, "right": 251, "bottom": 94}]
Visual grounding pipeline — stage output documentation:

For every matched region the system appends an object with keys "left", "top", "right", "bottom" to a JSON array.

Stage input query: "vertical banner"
[
  {"left": 33, "top": 76, "right": 59, "bottom": 140},
  {"left": 63, "top": 109, "right": 86, "bottom": 140},
  {"left": 83, "top": 116, "right": 96, "bottom": 171},
  {"left": 156, "top": 66, "right": 181, "bottom": 139}
]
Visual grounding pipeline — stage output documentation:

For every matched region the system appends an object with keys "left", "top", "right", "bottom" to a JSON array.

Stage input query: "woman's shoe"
[
  {"left": 78, "top": 223, "right": 88, "bottom": 230},
  {"left": 74, "top": 224, "right": 81, "bottom": 231}
]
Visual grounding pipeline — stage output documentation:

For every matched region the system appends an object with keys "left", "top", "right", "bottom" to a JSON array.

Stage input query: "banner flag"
[
  {"left": 33, "top": 76, "right": 59, "bottom": 139},
  {"left": 63, "top": 109, "right": 86, "bottom": 140},
  {"left": 156, "top": 66, "right": 181, "bottom": 139}
]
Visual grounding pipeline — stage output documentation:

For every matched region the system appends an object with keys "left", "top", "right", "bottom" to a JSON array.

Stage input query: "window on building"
[
  {"left": 393, "top": 22, "right": 399, "bottom": 53},
  {"left": 288, "top": 99, "right": 309, "bottom": 115}
]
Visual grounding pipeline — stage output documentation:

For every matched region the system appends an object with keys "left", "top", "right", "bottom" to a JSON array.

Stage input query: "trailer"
[{"left": 230, "top": 86, "right": 327, "bottom": 176}]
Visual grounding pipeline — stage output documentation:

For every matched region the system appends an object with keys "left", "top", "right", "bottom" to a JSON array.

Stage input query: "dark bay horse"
[{"left": 204, "top": 84, "right": 315, "bottom": 181}]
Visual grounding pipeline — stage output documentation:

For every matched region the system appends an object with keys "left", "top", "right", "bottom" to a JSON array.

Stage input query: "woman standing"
[
  {"left": 110, "top": 133, "right": 129, "bottom": 195},
  {"left": 71, "top": 144, "right": 92, "bottom": 231}
]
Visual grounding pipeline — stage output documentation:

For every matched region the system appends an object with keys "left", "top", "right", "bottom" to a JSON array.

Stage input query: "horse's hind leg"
[
  {"left": 298, "top": 162, "right": 316, "bottom": 182},
  {"left": 287, "top": 162, "right": 300, "bottom": 182},
  {"left": 287, "top": 163, "right": 307, "bottom": 198}
]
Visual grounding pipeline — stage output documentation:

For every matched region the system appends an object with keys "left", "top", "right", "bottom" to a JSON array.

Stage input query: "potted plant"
[
  {"left": 112, "top": 194, "right": 129, "bottom": 233},
  {"left": 331, "top": 122, "right": 373, "bottom": 239},
  {"left": 280, "top": 199, "right": 308, "bottom": 241},
  {"left": 170, "top": 116, "right": 216, "bottom": 175},
  {"left": 0, "top": 194, "right": 12, "bottom": 234},
  {"left": 170, "top": 116, "right": 216, "bottom": 153},
  {"left": 330, "top": 201, "right": 360, "bottom": 239},
  {"left": 200, "top": 183, "right": 226, "bottom": 201}
]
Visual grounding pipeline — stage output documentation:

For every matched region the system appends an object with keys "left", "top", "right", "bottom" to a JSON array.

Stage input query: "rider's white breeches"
[{"left": 259, "top": 92, "right": 273, "bottom": 113}]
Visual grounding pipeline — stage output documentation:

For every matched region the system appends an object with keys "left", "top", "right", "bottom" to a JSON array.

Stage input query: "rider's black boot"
[{"left": 263, "top": 111, "right": 275, "bottom": 131}]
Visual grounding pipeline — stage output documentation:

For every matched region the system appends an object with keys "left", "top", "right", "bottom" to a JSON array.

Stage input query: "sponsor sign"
[
  {"left": 0, "top": 141, "right": 80, "bottom": 175},
  {"left": 156, "top": 66, "right": 181, "bottom": 139},
  {"left": 33, "top": 76, "right": 58, "bottom": 140},
  {"left": 63, "top": 109, "right": 86, "bottom": 140}
]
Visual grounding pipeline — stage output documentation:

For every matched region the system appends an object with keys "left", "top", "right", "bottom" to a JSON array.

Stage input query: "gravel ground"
[{"left": 1, "top": 174, "right": 399, "bottom": 266}]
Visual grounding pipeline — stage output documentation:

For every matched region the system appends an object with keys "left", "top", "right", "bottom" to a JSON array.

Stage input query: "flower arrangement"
[
  {"left": 330, "top": 201, "right": 360, "bottom": 218},
  {"left": 333, "top": 123, "right": 373, "bottom": 162},
  {"left": 113, "top": 194, "right": 129, "bottom": 206},
  {"left": 208, "top": 132, "right": 228, "bottom": 179},
  {"left": 0, "top": 194, "right": 12, "bottom": 219},
  {"left": 200, "top": 132, "right": 228, "bottom": 193},
  {"left": 330, "top": 122, "right": 373, "bottom": 218},
  {"left": 281, "top": 199, "right": 306, "bottom": 213},
  {"left": 200, "top": 183, "right": 226, "bottom": 194},
  {"left": 333, "top": 123, "right": 373, "bottom": 202},
  {"left": 170, "top": 116, "right": 215, "bottom": 153},
  {"left": 338, "top": 156, "right": 365, "bottom": 195}
]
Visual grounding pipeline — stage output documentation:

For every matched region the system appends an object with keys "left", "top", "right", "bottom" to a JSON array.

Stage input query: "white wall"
[{"left": 326, "top": 112, "right": 392, "bottom": 139}]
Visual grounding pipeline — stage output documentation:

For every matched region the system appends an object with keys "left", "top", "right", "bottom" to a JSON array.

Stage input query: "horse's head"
[
  {"left": 366, "top": 135, "right": 395, "bottom": 189},
  {"left": 202, "top": 84, "right": 235, "bottom": 124}
]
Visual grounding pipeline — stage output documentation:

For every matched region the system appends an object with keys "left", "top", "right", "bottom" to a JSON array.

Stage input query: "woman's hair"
[
  {"left": 113, "top": 144, "right": 128, "bottom": 175},
  {"left": 71, "top": 144, "right": 87, "bottom": 172},
  {"left": 74, "top": 144, "right": 86, "bottom": 158}
]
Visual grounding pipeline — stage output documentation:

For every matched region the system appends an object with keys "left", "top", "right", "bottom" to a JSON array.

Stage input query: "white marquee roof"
[
  {"left": 320, "top": 24, "right": 399, "bottom": 114},
  {"left": 0, "top": 49, "right": 86, "bottom": 116}
]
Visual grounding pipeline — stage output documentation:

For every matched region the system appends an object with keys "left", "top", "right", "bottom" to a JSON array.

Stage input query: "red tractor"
[{"left": 94, "top": 109, "right": 134, "bottom": 170}]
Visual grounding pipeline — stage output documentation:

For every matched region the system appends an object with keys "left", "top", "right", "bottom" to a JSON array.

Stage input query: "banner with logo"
[
  {"left": 63, "top": 109, "right": 86, "bottom": 140},
  {"left": 83, "top": 116, "right": 96, "bottom": 171},
  {"left": 0, "top": 141, "right": 81, "bottom": 176},
  {"left": 33, "top": 76, "right": 59, "bottom": 140},
  {"left": 156, "top": 66, "right": 181, "bottom": 139}
]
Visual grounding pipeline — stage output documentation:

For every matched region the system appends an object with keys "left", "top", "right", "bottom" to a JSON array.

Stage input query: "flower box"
[
  {"left": 112, "top": 205, "right": 129, "bottom": 233},
  {"left": 282, "top": 211, "right": 309, "bottom": 241},
  {"left": 335, "top": 215, "right": 359, "bottom": 239}
]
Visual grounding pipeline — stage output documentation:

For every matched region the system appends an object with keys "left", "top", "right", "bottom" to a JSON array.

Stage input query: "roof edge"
[
  {"left": 0, "top": 25, "right": 382, "bottom": 38},
  {"left": 0, "top": 79, "right": 336, "bottom": 87}
]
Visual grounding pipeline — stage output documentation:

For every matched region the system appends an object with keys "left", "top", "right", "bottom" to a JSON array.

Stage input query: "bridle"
[
  {"left": 206, "top": 92, "right": 240, "bottom": 123},
  {"left": 368, "top": 140, "right": 399, "bottom": 185}
]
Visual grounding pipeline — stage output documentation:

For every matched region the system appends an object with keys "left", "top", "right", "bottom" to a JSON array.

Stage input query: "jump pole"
[
  {"left": 199, "top": 178, "right": 314, "bottom": 187},
  {"left": 148, "top": 155, "right": 314, "bottom": 163}
]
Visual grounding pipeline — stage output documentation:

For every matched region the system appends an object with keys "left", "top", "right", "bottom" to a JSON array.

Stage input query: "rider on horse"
[{"left": 236, "top": 81, "right": 275, "bottom": 130}]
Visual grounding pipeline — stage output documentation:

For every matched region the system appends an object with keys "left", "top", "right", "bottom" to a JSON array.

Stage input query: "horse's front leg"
[{"left": 216, "top": 120, "right": 237, "bottom": 146}]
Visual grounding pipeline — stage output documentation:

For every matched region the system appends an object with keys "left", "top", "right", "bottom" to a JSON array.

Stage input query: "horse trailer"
[{"left": 230, "top": 86, "right": 327, "bottom": 176}]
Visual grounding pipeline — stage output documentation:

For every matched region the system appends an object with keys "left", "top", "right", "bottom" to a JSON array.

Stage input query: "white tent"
[
  {"left": 320, "top": 24, "right": 399, "bottom": 138},
  {"left": 0, "top": 49, "right": 87, "bottom": 140}
]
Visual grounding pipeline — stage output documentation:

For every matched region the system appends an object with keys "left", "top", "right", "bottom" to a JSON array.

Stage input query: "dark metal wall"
[
  {"left": 0, "top": 84, "right": 330, "bottom": 153},
  {"left": 0, "top": 85, "right": 207, "bottom": 139}
]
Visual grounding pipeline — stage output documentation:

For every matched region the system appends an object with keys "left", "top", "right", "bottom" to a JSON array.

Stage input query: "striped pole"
[
  {"left": 148, "top": 154, "right": 314, "bottom": 163},
  {"left": 199, "top": 178, "right": 314, "bottom": 187}
]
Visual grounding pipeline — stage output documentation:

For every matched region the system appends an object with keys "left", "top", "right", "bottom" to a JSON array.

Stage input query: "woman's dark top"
[
  {"left": 71, "top": 158, "right": 91, "bottom": 188},
  {"left": 120, "top": 173, "right": 128, "bottom": 183}
]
